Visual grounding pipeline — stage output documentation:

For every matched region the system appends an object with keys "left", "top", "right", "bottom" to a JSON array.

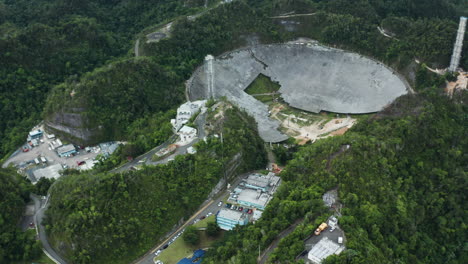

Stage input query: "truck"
[{"left": 314, "top": 222, "right": 328, "bottom": 235}]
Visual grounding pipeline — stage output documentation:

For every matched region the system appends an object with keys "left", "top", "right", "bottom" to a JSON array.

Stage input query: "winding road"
[
  {"left": 113, "top": 109, "right": 207, "bottom": 173},
  {"left": 31, "top": 194, "right": 67, "bottom": 264}
]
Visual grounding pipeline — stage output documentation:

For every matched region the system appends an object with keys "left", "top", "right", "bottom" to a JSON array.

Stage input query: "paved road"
[
  {"left": 31, "top": 194, "right": 67, "bottom": 264},
  {"left": 114, "top": 110, "right": 207, "bottom": 173},
  {"left": 136, "top": 171, "right": 249, "bottom": 264},
  {"left": 270, "top": 12, "right": 316, "bottom": 18}
]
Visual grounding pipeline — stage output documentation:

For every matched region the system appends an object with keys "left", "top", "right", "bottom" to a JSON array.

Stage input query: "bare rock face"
[{"left": 45, "top": 109, "right": 102, "bottom": 145}]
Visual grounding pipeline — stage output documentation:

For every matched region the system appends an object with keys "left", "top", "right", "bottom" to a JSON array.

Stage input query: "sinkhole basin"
[{"left": 187, "top": 43, "right": 409, "bottom": 142}]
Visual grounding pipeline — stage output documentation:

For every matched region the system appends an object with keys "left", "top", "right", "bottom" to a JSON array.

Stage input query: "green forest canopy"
[
  {"left": 204, "top": 91, "right": 467, "bottom": 264},
  {"left": 45, "top": 104, "right": 267, "bottom": 263},
  {"left": 1, "top": 0, "right": 467, "bottom": 159},
  {"left": 0, "top": 0, "right": 467, "bottom": 263}
]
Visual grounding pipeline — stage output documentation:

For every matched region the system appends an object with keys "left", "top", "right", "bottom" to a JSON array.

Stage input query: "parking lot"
[{"left": 2, "top": 125, "right": 111, "bottom": 182}]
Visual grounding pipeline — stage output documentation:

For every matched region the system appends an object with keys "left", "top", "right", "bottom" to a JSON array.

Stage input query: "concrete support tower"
[
  {"left": 205, "top": 55, "right": 215, "bottom": 98},
  {"left": 449, "top": 17, "right": 467, "bottom": 72}
]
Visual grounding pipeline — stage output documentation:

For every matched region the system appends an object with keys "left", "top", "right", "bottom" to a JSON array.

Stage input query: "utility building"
[
  {"left": 243, "top": 172, "right": 281, "bottom": 192},
  {"left": 56, "top": 144, "right": 77, "bottom": 157},
  {"left": 28, "top": 129, "right": 43, "bottom": 140},
  {"left": 170, "top": 100, "right": 206, "bottom": 132},
  {"left": 237, "top": 189, "right": 271, "bottom": 210},
  {"left": 216, "top": 208, "right": 248, "bottom": 231},
  {"left": 307, "top": 237, "right": 345, "bottom": 264}
]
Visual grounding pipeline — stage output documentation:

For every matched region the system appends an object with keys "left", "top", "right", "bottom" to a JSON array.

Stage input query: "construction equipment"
[{"left": 314, "top": 222, "right": 328, "bottom": 235}]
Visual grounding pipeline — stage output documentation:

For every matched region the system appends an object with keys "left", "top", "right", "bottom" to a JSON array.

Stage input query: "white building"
[
  {"left": 171, "top": 100, "right": 206, "bottom": 132},
  {"left": 178, "top": 125, "right": 197, "bottom": 143},
  {"left": 307, "top": 237, "right": 345, "bottom": 264},
  {"left": 216, "top": 208, "right": 248, "bottom": 231},
  {"left": 237, "top": 189, "right": 271, "bottom": 210}
]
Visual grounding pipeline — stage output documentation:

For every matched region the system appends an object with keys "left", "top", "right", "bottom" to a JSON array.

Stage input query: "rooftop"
[
  {"left": 179, "top": 125, "right": 197, "bottom": 134},
  {"left": 32, "top": 164, "right": 63, "bottom": 182},
  {"left": 237, "top": 189, "right": 270, "bottom": 207},
  {"left": 57, "top": 144, "right": 76, "bottom": 154},
  {"left": 29, "top": 129, "right": 43, "bottom": 136},
  {"left": 307, "top": 237, "right": 345, "bottom": 264},
  {"left": 244, "top": 172, "right": 281, "bottom": 189},
  {"left": 217, "top": 208, "right": 246, "bottom": 222}
]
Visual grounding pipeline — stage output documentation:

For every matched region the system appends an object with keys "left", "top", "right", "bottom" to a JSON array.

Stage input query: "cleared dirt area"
[
  {"left": 269, "top": 102, "right": 356, "bottom": 144},
  {"left": 446, "top": 71, "right": 468, "bottom": 97}
]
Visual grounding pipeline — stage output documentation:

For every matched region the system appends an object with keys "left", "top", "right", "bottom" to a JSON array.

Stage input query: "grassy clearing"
[
  {"left": 245, "top": 74, "right": 281, "bottom": 95},
  {"left": 155, "top": 230, "right": 220, "bottom": 264},
  {"left": 193, "top": 215, "right": 216, "bottom": 228}
]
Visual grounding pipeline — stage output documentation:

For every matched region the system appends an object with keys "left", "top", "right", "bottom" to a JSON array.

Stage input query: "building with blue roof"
[
  {"left": 177, "top": 249, "right": 206, "bottom": 264},
  {"left": 28, "top": 129, "right": 43, "bottom": 140}
]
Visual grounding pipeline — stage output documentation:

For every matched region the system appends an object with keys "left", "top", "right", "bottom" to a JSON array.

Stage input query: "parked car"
[
  {"left": 247, "top": 209, "right": 253, "bottom": 214},
  {"left": 162, "top": 244, "right": 169, "bottom": 249},
  {"left": 232, "top": 205, "right": 237, "bottom": 210},
  {"left": 243, "top": 208, "right": 249, "bottom": 213},
  {"left": 154, "top": 250, "right": 161, "bottom": 256},
  {"left": 218, "top": 201, "right": 223, "bottom": 207},
  {"left": 238, "top": 207, "right": 243, "bottom": 211},
  {"left": 77, "top": 161, "right": 85, "bottom": 166},
  {"left": 200, "top": 216, "right": 206, "bottom": 220},
  {"left": 22, "top": 146, "right": 29, "bottom": 152}
]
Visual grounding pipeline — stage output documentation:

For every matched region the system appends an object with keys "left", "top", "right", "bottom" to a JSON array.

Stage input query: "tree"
[
  {"left": 206, "top": 222, "right": 221, "bottom": 237},
  {"left": 183, "top": 226, "right": 200, "bottom": 246},
  {"left": 34, "top": 177, "right": 55, "bottom": 196}
]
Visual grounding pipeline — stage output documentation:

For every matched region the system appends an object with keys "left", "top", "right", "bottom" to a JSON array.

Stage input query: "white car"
[
  {"left": 154, "top": 260, "right": 163, "bottom": 264},
  {"left": 154, "top": 250, "right": 161, "bottom": 256},
  {"left": 218, "top": 201, "right": 223, "bottom": 207}
]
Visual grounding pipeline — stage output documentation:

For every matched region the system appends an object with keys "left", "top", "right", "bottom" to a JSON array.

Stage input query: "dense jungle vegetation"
[
  {"left": 0, "top": 0, "right": 467, "bottom": 263},
  {"left": 1, "top": 0, "right": 466, "bottom": 159},
  {"left": 45, "top": 105, "right": 267, "bottom": 263},
  {"left": 43, "top": 57, "right": 182, "bottom": 144},
  {"left": 204, "top": 90, "right": 467, "bottom": 264},
  {"left": 0, "top": 0, "right": 206, "bottom": 159},
  {"left": 0, "top": 168, "right": 41, "bottom": 263}
]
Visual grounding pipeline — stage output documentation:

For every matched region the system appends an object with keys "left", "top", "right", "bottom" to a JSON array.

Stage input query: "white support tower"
[
  {"left": 205, "top": 55, "right": 215, "bottom": 98},
  {"left": 449, "top": 17, "right": 467, "bottom": 72}
]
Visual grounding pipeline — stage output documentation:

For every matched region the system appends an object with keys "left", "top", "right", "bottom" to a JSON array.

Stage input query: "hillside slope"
[
  {"left": 0, "top": 168, "right": 41, "bottom": 263},
  {"left": 43, "top": 57, "right": 183, "bottom": 144},
  {"left": 45, "top": 103, "right": 267, "bottom": 263},
  {"left": 204, "top": 91, "right": 467, "bottom": 263}
]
